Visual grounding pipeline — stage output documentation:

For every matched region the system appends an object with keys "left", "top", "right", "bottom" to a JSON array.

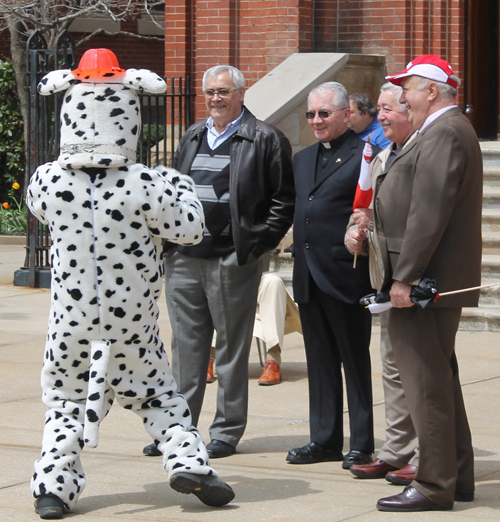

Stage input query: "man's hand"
[
  {"left": 390, "top": 281, "right": 414, "bottom": 308},
  {"left": 346, "top": 228, "right": 366, "bottom": 254},
  {"left": 353, "top": 208, "right": 373, "bottom": 229}
]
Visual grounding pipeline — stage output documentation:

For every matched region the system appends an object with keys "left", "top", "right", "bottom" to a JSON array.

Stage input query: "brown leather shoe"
[
  {"left": 377, "top": 486, "right": 451, "bottom": 512},
  {"left": 207, "top": 357, "right": 216, "bottom": 383},
  {"left": 350, "top": 458, "right": 399, "bottom": 479},
  {"left": 385, "top": 463, "right": 417, "bottom": 485},
  {"left": 258, "top": 360, "right": 281, "bottom": 385}
]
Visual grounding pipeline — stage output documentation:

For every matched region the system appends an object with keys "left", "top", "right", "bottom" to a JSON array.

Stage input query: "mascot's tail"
[{"left": 83, "top": 340, "right": 111, "bottom": 448}]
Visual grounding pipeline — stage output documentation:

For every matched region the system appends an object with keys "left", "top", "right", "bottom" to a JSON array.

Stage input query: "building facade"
[{"left": 164, "top": 0, "right": 498, "bottom": 139}]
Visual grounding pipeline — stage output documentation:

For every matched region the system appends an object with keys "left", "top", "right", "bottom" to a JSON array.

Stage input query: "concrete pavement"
[{"left": 1, "top": 239, "right": 500, "bottom": 521}]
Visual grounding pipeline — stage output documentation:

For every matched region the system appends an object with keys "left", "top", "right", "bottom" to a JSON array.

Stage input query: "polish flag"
[{"left": 353, "top": 140, "right": 373, "bottom": 211}]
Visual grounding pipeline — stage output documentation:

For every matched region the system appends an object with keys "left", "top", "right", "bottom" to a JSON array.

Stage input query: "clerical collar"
[{"left": 321, "top": 129, "right": 351, "bottom": 152}]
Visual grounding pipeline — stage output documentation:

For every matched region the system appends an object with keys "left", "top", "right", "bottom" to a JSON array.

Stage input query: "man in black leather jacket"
[{"left": 159, "top": 65, "right": 294, "bottom": 459}]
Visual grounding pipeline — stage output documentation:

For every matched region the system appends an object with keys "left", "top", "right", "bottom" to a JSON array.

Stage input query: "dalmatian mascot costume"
[{"left": 27, "top": 49, "right": 234, "bottom": 519}]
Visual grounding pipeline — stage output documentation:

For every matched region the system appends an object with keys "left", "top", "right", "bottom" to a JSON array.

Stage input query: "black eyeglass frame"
[{"left": 305, "top": 107, "right": 349, "bottom": 119}]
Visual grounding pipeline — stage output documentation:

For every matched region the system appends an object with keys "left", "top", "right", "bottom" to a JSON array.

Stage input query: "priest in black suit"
[{"left": 286, "top": 82, "right": 375, "bottom": 470}]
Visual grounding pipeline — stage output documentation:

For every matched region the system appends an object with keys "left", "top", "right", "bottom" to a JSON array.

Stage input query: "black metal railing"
[{"left": 16, "top": 30, "right": 195, "bottom": 288}]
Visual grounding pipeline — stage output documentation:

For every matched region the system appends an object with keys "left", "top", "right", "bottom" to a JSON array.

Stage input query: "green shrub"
[{"left": 0, "top": 58, "right": 25, "bottom": 210}]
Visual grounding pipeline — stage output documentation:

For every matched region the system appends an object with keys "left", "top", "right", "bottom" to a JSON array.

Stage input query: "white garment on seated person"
[{"left": 253, "top": 272, "right": 302, "bottom": 364}]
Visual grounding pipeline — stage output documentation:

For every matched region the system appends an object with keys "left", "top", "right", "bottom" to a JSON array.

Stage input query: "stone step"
[
  {"left": 482, "top": 187, "right": 500, "bottom": 209},
  {"left": 481, "top": 253, "right": 500, "bottom": 277},
  {"left": 482, "top": 233, "right": 500, "bottom": 254},
  {"left": 460, "top": 306, "right": 500, "bottom": 331},
  {"left": 483, "top": 165, "right": 500, "bottom": 187},
  {"left": 482, "top": 209, "right": 500, "bottom": 233}
]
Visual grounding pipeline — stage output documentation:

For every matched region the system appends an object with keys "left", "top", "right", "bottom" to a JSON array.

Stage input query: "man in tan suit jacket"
[
  {"left": 345, "top": 82, "right": 419, "bottom": 483},
  {"left": 373, "top": 55, "right": 483, "bottom": 511}
]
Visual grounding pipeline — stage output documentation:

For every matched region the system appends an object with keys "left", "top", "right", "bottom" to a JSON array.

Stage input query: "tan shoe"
[
  {"left": 207, "top": 357, "right": 216, "bottom": 383},
  {"left": 258, "top": 360, "right": 282, "bottom": 385}
]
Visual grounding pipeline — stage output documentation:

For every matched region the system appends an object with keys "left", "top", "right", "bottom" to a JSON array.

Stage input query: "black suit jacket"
[{"left": 292, "top": 130, "right": 373, "bottom": 304}]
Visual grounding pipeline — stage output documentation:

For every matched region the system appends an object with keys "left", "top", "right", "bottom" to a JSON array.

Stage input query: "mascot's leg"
[
  {"left": 111, "top": 337, "right": 235, "bottom": 506},
  {"left": 31, "top": 334, "right": 115, "bottom": 516}
]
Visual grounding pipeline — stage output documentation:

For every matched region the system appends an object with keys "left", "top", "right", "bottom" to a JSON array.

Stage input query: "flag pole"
[
  {"left": 353, "top": 137, "right": 371, "bottom": 269},
  {"left": 437, "top": 281, "right": 500, "bottom": 298}
]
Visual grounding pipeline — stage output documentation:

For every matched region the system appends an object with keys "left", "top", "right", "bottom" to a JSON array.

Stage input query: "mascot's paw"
[
  {"left": 170, "top": 472, "right": 235, "bottom": 507},
  {"left": 34, "top": 494, "right": 65, "bottom": 519}
]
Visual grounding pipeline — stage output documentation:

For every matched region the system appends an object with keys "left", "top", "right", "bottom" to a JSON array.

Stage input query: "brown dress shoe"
[
  {"left": 350, "top": 458, "right": 399, "bottom": 479},
  {"left": 206, "top": 357, "right": 216, "bottom": 383},
  {"left": 377, "top": 486, "right": 451, "bottom": 512},
  {"left": 385, "top": 463, "right": 417, "bottom": 485},
  {"left": 258, "top": 360, "right": 281, "bottom": 385}
]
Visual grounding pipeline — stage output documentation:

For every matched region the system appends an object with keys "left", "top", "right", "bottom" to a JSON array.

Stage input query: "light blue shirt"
[
  {"left": 357, "top": 118, "right": 391, "bottom": 149},
  {"left": 205, "top": 109, "right": 244, "bottom": 150}
]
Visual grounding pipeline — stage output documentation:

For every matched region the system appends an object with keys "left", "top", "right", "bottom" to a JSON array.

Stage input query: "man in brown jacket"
[{"left": 373, "top": 55, "right": 483, "bottom": 511}]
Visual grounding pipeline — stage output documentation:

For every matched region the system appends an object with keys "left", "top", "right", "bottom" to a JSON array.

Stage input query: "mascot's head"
[{"left": 38, "top": 48, "right": 167, "bottom": 169}]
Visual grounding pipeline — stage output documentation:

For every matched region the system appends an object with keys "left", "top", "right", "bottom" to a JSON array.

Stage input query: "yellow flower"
[
  {"left": 12, "top": 182, "right": 20, "bottom": 190},
  {"left": 2, "top": 202, "right": 9, "bottom": 209}
]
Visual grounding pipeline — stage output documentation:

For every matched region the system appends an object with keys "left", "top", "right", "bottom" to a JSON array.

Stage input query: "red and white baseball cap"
[{"left": 386, "top": 54, "right": 459, "bottom": 89}]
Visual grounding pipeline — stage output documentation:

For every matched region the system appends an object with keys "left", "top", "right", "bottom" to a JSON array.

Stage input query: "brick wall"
[
  {"left": 75, "top": 20, "right": 165, "bottom": 75},
  {"left": 165, "top": 0, "right": 467, "bottom": 119}
]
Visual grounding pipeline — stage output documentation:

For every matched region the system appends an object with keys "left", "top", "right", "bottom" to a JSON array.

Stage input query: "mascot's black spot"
[
  {"left": 55, "top": 191, "right": 75, "bottom": 202},
  {"left": 86, "top": 409, "right": 99, "bottom": 422},
  {"left": 88, "top": 392, "right": 100, "bottom": 401},
  {"left": 63, "top": 113, "right": 71, "bottom": 126},
  {"left": 116, "top": 139, "right": 126, "bottom": 146},
  {"left": 124, "top": 390, "right": 137, "bottom": 397},
  {"left": 116, "top": 179, "right": 125, "bottom": 187},
  {"left": 131, "top": 125, "right": 138, "bottom": 135},
  {"left": 110, "top": 108, "right": 125, "bottom": 117},
  {"left": 68, "top": 288, "right": 82, "bottom": 301},
  {"left": 113, "top": 308, "right": 126, "bottom": 318},
  {"left": 142, "top": 203, "right": 151, "bottom": 211},
  {"left": 130, "top": 222, "right": 142, "bottom": 229},
  {"left": 111, "top": 209, "right": 124, "bottom": 221},
  {"left": 141, "top": 173, "right": 153, "bottom": 181},
  {"left": 76, "top": 102, "right": 86, "bottom": 110}
]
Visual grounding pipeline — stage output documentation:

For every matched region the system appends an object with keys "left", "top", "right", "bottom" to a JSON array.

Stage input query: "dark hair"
[{"left": 349, "top": 93, "right": 377, "bottom": 118}]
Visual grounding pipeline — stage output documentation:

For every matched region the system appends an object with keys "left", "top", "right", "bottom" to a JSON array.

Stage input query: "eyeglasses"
[
  {"left": 305, "top": 108, "right": 348, "bottom": 119},
  {"left": 203, "top": 88, "right": 240, "bottom": 98}
]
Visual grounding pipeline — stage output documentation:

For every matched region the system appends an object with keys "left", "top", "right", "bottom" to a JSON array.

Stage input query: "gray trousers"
[
  {"left": 377, "top": 311, "right": 419, "bottom": 468},
  {"left": 164, "top": 251, "right": 263, "bottom": 447}
]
